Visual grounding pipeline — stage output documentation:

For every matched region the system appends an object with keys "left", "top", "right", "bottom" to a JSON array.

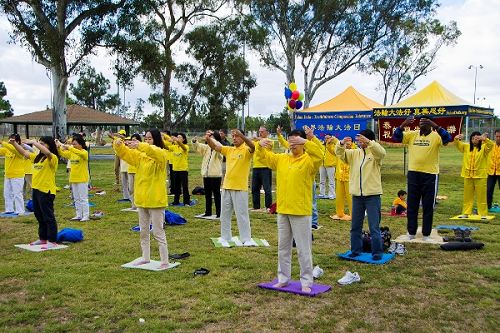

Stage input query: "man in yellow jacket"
[
  {"left": 256, "top": 129, "right": 322, "bottom": 293},
  {"left": 335, "top": 129, "right": 386, "bottom": 260},
  {"left": 251, "top": 126, "right": 274, "bottom": 211},
  {"left": 487, "top": 129, "right": 500, "bottom": 210},
  {"left": 207, "top": 129, "right": 255, "bottom": 246},
  {"left": 455, "top": 132, "right": 493, "bottom": 218}
]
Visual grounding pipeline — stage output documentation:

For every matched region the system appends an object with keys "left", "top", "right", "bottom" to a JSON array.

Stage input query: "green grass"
[{"left": 0, "top": 145, "right": 499, "bottom": 332}]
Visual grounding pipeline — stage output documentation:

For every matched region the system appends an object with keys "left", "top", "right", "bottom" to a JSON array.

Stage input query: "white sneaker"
[
  {"left": 338, "top": 271, "right": 360, "bottom": 285},
  {"left": 422, "top": 236, "right": 432, "bottom": 242},
  {"left": 242, "top": 239, "right": 257, "bottom": 247},
  {"left": 312, "top": 265, "right": 324, "bottom": 279},
  {"left": 403, "top": 234, "right": 415, "bottom": 241}
]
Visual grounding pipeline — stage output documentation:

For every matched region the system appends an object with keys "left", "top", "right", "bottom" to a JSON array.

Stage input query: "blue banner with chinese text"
[{"left": 294, "top": 111, "right": 371, "bottom": 140}]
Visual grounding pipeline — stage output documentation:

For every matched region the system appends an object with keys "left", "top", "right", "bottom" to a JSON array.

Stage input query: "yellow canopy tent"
[
  {"left": 373, "top": 81, "right": 494, "bottom": 141},
  {"left": 294, "top": 86, "right": 382, "bottom": 139}
]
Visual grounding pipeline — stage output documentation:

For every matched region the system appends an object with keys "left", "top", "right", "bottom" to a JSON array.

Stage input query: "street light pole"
[{"left": 468, "top": 64, "right": 484, "bottom": 104}]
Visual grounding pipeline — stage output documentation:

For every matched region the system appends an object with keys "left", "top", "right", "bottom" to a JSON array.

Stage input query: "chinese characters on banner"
[
  {"left": 294, "top": 111, "right": 370, "bottom": 140},
  {"left": 377, "top": 117, "right": 463, "bottom": 143}
]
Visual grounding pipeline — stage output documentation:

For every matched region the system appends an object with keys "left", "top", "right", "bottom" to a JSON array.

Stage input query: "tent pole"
[{"left": 465, "top": 116, "right": 469, "bottom": 137}]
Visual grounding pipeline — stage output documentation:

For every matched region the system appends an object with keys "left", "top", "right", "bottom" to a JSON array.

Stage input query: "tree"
[
  {"left": 266, "top": 110, "right": 291, "bottom": 134},
  {"left": 1, "top": 0, "right": 125, "bottom": 138},
  {"left": 0, "top": 81, "right": 14, "bottom": 118},
  {"left": 244, "top": 0, "right": 450, "bottom": 128},
  {"left": 69, "top": 66, "right": 121, "bottom": 112},
  {"left": 111, "top": 0, "right": 227, "bottom": 130},
  {"left": 364, "top": 20, "right": 460, "bottom": 105},
  {"left": 175, "top": 19, "right": 256, "bottom": 131}
]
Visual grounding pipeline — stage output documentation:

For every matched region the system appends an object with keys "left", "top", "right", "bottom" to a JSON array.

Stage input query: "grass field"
[{"left": 0, "top": 145, "right": 498, "bottom": 332}]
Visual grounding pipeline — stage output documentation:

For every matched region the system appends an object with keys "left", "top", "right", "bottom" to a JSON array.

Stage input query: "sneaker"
[
  {"left": 312, "top": 265, "right": 324, "bottom": 279},
  {"left": 188, "top": 199, "right": 197, "bottom": 206},
  {"left": 394, "top": 243, "right": 407, "bottom": 255},
  {"left": 311, "top": 224, "right": 319, "bottom": 230},
  {"left": 388, "top": 242, "right": 397, "bottom": 253},
  {"left": 338, "top": 271, "right": 360, "bottom": 285},
  {"left": 403, "top": 234, "right": 416, "bottom": 241},
  {"left": 422, "top": 236, "right": 432, "bottom": 242},
  {"left": 328, "top": 195, "right": 336, "bottom": 200},
  {"left": 170, "top": 202, "right": 184, "bottom": 207},
  {"left": 457, "top": 214, "right": 468, "bottom": 219},
  {"left": 316, "top": 194, "right": 325, "bottom": 199}
]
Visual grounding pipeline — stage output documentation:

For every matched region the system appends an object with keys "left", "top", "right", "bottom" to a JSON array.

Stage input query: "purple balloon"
[
  {"left": 296, "top": 100, "right": 303, "bottom": 109},
  {"left": 284, "top": 87, "right": 292, "bottom": 99}
]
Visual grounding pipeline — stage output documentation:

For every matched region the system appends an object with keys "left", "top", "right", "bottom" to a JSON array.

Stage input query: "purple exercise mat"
[{"left": 258, "top": 279, "right": 332, "bottom": 297}]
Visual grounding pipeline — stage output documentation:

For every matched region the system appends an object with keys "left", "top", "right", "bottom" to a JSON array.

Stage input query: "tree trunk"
[
  {"left": 286, "top": 70, "right": 296, "bottom": 130},
  {"left": 162, "top": 73, "right": 172, "bottom": 131},
  {"left": 52, "top": 68, "right": 69, "bottom": 139}
]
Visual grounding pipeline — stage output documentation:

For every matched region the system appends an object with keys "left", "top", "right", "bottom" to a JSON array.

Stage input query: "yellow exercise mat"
[
  {"left": 450, "top": 215, "right": 494, "bottom": 221},
  {"left": 394, "top": 228, "right": 444, "bottom": 245}
]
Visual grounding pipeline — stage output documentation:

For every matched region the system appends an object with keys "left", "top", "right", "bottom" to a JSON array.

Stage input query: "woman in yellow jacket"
[
  {"left": 192, "top": 130, "right": 223, "bottom": 217},
  {"left": 256, "top": 129, "right": 322, "bottom": 293},
  {"left": 0, "top": 134, "right": 26, "bottom": 215},
  {"left": 22, "top": 143, "right": 35, "bottom": 201},
  {"left": 326, "top": 136, "right": 353, "bottom": 221},
  {"left": 318, "top": 137, "right": 336, "bottom": 199},
  {"left": 56, "top": 134, "right": 90, "bottom": 221},
  {"left": 11, "top": 136, "right": 59, "bottom": 248},
  {"left": 455, "top": 132, "right": 494, "bottom": 219},
  {"left": 114, "top": 128, "right": 171, "bottom": 268},
  {"left": 165, "top": 133, "right": 193, "bottom": 206}
]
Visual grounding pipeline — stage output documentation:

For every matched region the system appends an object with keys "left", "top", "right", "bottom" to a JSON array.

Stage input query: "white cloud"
[{"left": 1, "top": 0, "right": 499, "bottom": 119}]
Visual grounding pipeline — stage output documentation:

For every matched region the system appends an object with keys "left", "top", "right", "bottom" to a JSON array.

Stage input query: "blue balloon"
[
  {"left": 284, "top": 87, "right": 292, "bottom": 99},
  {"left": 296, "top": 100, "right": 303, "bottom": 109}
]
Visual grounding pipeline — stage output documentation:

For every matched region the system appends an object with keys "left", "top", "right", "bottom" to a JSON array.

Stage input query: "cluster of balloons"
[{"left": 284, "top": 82, "right": 304, "bottom": 111}]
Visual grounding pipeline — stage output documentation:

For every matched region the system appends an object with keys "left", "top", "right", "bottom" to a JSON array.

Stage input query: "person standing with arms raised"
[{"left": 392, "top": 115, "right": 452, "bottom": 241}]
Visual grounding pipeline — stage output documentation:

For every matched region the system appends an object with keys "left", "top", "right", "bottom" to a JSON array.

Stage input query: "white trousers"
[
  {"left": 4, "top": 177, "right": 24, "bottom": 214},
  {"left": 220, "top": 189, "right": 252, "bottom": 242},
  {"left": 277, "top": 214, "right": 313, "bottom": 288},
  {"left": 71, "top": 182, "right": 89, "bottom": 219},
  {"left": 128, "top": 173, "right": 136, "bottom": 208},
  {"left": 319, "top": 166, "right": 335, "bottom": 197},
  {"left": 120, "top": 172, "right": 129, "bottom": 199},
  {"left": 138, "top": 207, "right": 169, "bottom": 264}
]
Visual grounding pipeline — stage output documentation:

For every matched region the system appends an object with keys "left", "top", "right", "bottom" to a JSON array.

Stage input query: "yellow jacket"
[
  {"left": 30, "top": 152, "right": 58, "bottom": 195},
  {"left": 164, "top": 139, "right": 189, "bottom": 171},
  {"left": 58, "top": 146, "right": 89, "bottom": 183},
  {"left": 335, "top": 140, "right": 386, "bottom": 196},
  {"left": 326, "top": 141, "right": 352, "bottom": 182},
  {"left": 0, "top": 142, "right": 26, "bottom": 178},
  {"left": 277, "top": 133, "right": 289, "bottom": 150},
  {"left": 487, "top": 143, "right": 500, "bottom": 175},
  {"left": 256, "top": 140, "right": 322, "bottom": 215},
  {"left": 193, "top": 141, "right": 223, "bottom": 177},
  {"left": 253, "top": 138, "right": 274, "bottom": 168},
  {"left": 114, "top": 141, "right": 168, "bottom": 208},
  {"left": 455, "top": 138, "right": 493, "bottom": 178}
]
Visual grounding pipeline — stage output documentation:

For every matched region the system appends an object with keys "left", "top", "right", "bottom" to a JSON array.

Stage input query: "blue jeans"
[
  {"left": 351, "top": 195, "right": 382, "bottom": 256},
  {"left": 311, "top": 182, "right": 318, "bottom": 227}
]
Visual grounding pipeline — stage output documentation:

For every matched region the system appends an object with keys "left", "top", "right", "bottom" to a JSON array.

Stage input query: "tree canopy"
[{"left": 0, "top": 81, "right": 14, "bottom": 118}]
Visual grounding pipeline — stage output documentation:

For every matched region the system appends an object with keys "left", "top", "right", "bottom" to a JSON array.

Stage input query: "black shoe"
[
  {"left": 454, "top": 229, "right": 464, "bottom": 242},
  {"left": 348, "top": 252, "right": 360, "bottom": 258}
]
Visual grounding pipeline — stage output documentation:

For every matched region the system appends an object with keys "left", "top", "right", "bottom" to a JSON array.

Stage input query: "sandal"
[
  {"left": 169, "top": 252, "right": 190, "bottom": 260},
  {"left": 193, "top": 268, "right": 209, "bottom": 276}
]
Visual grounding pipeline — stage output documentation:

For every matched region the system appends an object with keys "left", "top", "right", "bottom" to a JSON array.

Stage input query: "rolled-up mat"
[{"left": 440, "top": 242, "right": 484, "bottom": 251}]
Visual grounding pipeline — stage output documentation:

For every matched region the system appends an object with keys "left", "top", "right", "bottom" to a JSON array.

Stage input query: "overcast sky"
[{"left": 1, "top": 0, "right": 499, "bottom": 119}]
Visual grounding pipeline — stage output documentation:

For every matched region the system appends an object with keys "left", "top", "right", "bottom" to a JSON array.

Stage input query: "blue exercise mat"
[
  {"left": 435, "top": 225, "right": 479, "bottom": 231},
  {"left": 337, "top": 251, "right": 396, "bottom": 265}
]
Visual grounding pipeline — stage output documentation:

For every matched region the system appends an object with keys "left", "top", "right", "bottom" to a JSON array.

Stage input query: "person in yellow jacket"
[
  {"left": 122, "top": 133, "right": 141, "bottom": 211},
  {"left": 251, "top": 126, "right": 274, "bottom": 211},
  {"left": 207, "top": 129, "right": 255, "bottom": 246},
  {"left": 318, "top": 136, "right": 336, "bottom": 200},
  {"left": 113, "top": 128, "right": 172, "bottom": 269},
  {"left": 22, "top": 143, "right": 35, "bottom": 201},
  {"left": 455, "top": 132, "right": 493, "bottom": 219},
  {"left": 0, "top": 134, "right": 26, "bottom": 215},
  {"left": 326, "top": 135, "right": 353, "bottom": 221},
  {"left": 165, "top": 133, "right": 193, "bottom": 206},
  {"left": 487, "top": 129, "right": 500, "bottom": 209},
  {"left": 11, "top": 136, "right": 59, "bottom": 248},
  {"left": 192, "top": 130, "right": 223, "bottom": 217},
  {"left": 335, "top": 129, "right": 386, "bottom": 261},
  {"left": 56, "top": 134, "right": 90, "bottom": 221},
  {"left": 256, "top": 129, "right": 322, "bottom": 293}
]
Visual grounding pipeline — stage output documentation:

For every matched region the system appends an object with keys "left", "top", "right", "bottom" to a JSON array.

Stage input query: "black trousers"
[
  {"left": 407, "top": 171, "right": 437, "bottom": 237},
  {"left": 173, "top": 171, "right": 190, "bottom": 205},
  {"left": 168, "top": 164, "right": 174, "bottom": 191},
  {"left": 33, "top": 189, "right": 57, "bottom": 242},
  {"left": 487, "top": 175, "right": 500, "bottom": 209},
  {"left": 251, "top": 168, "right": 273, "bottom": 209},
  {"left": 203, "top": 177, "right": 222, "bottom": 216}
]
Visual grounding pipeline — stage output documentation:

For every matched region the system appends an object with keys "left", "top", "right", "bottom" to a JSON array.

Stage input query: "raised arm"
[
  {"left": 207, "top": 136, "right": 223, "bottom": 153},
  {"left": 233, "top": 129, "right": 255, "bottom": 153},
  {"left": 255, "top": 139, "right": 279, "bottom": 170},
  {"left": 392, "top": 116, "right": 415, "bottom": 143},
  {"left": 454, "top": 134, "right": 467, "bottom": 153},
  {"left": 276, "top": 126, "right": 290, "bottom": 149}
]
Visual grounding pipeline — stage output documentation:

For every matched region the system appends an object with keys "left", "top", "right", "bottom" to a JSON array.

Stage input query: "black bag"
[
  {"left": 362, "top": 226, "right": 392, "bottom": 252},
  {"left": 192, "top": 186, "right": 205, "bottom": 195}
]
